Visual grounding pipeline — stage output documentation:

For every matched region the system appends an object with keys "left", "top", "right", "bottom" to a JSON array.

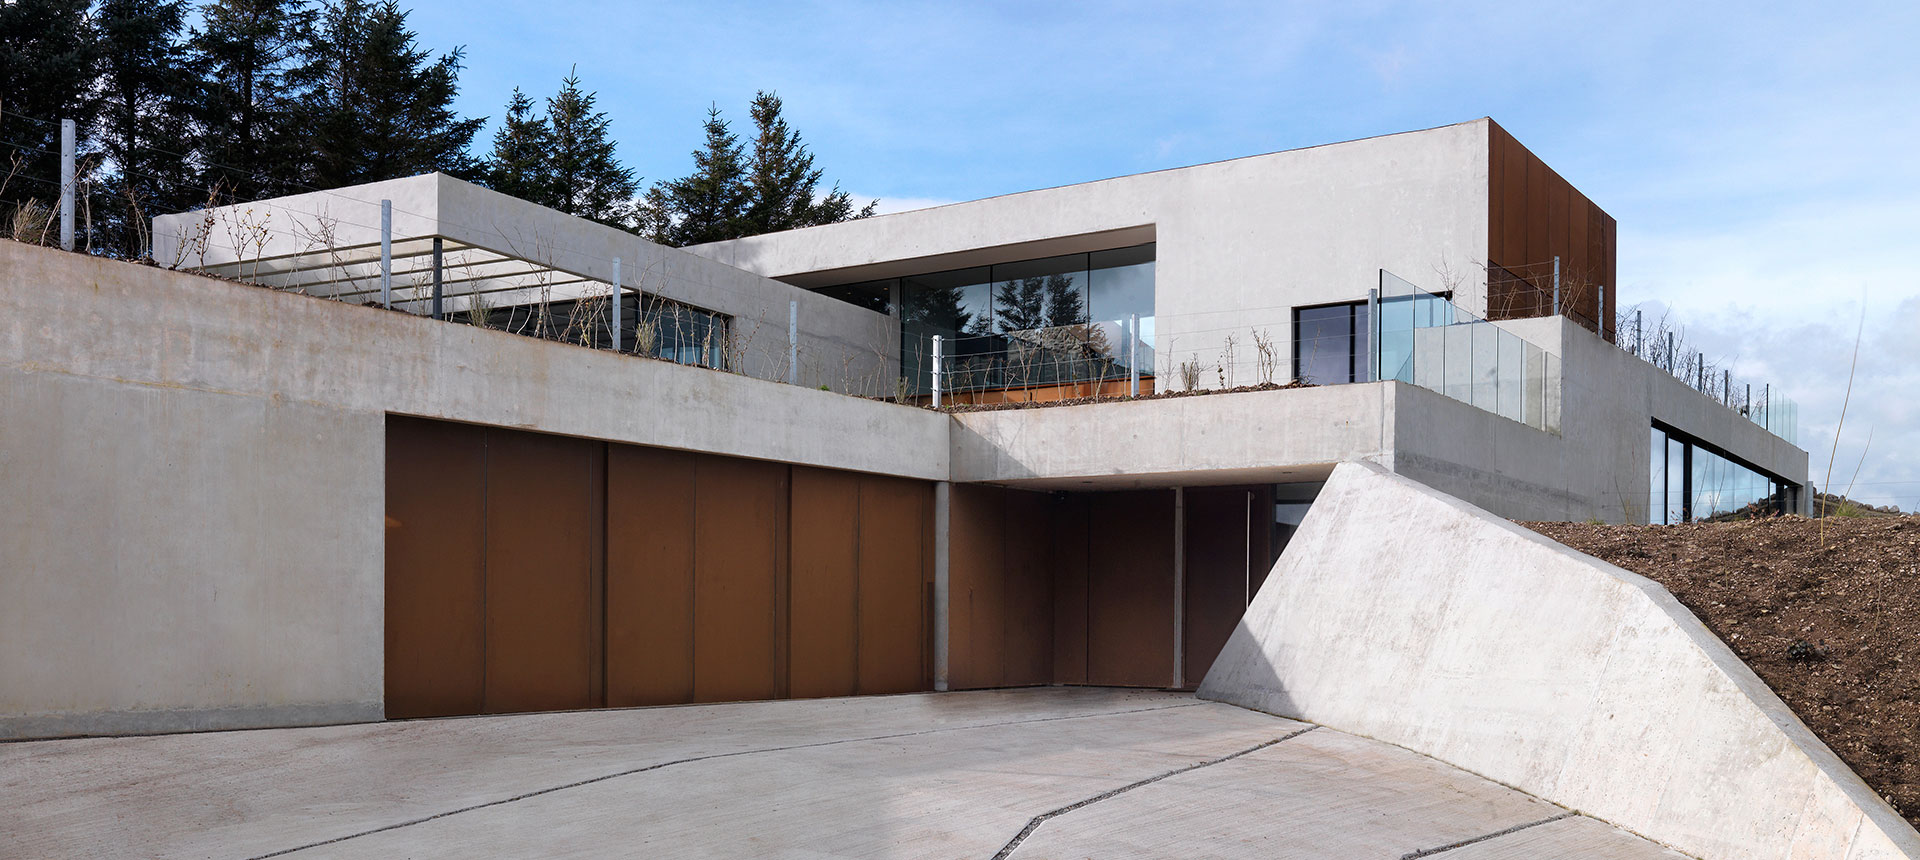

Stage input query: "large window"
[
  {"left": 1292, "top": 301, "right": 1370, "bottom": 385},
  {"left": 816, "top": 243, "right": 1156, "bottom": 395},
  {"left": 1649, "top": 424, "right": 1793, "bottom": 523}
]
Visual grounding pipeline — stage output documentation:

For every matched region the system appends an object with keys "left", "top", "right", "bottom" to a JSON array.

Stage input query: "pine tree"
[
  {"left": 995, "top": 277, "right": 1048, "bottom": 333},
  {"left": 296, "top": 0, "right": 483, "bottom": 189},
  {"left": 93, "top": 0, "right": 197, "bottom": 256},
  {"left": 646, "top": 104, "right": 746, "bottom": 246},
  {"left": 485, "top": 88, "right": 551, "bottom": 202},
  {"left": 1043, "top": 273, "right": 1086, "bottom": 327},
  {"left": 0, "top": 0, "right": 98, "bottom": 225},
  {"left": 543, "top": 70, "right": 635, "bottom": 226},
  {"left": 191, "top": 0, "right": 317, "bottom": 200},
  {"left": 740, "top": 91, "right": 875, "bottom": 236}
]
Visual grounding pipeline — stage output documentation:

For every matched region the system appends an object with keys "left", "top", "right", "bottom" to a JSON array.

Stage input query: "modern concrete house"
[{"left": 11, "top": 116, "right": 1889, "bottom": 859}]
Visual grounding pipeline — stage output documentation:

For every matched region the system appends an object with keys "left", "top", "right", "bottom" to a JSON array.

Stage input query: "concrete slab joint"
[{"left": 1199, "top": 460, "right": 1920, "bottom": 860}]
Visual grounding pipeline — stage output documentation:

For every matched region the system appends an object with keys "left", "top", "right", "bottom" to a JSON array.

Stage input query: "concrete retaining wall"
[
  {"left": 1199, "top": 461, "right": 1919, "bottom": 859},
  {"left": 0, "top": 241, "right": 945, "bottom": 738}
]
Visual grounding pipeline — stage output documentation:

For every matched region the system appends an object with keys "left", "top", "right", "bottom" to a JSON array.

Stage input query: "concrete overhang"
[{"left": 769, "top": 224, "right": 1156, "bottom": 288}]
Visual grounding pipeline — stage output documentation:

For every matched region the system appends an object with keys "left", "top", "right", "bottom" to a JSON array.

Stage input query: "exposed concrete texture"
[
  {"left": 950, "top": 383, "right": 1390, "bottom": 488},
  {"left": 0, "top": 240, "right": 945, "bottom": 738},
  {"left": 2, "top": 688, "right": 1682, "bottom": 859},
  {"left": 151, "top": 173, "right": 900, "bottom": 396},
  {"left": 1199, "top": 461, "right": 1920, "bottom": 860},
  {"left": 693, "top": 120, "right": 1493, "bottom": 376}
]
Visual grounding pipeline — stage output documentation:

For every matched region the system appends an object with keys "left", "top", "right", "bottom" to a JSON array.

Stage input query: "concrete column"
[
  {"left": 1172, "top": 486, "right": 1186, "bottom": 689},
  {"left": 933, "top": 481, "right": 951, "bottom": 692}
]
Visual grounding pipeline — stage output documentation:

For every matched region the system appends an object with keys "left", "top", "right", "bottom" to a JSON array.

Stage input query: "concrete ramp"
[{"left": 1199, "top": 461, "right": 1920, "bottom": 860}]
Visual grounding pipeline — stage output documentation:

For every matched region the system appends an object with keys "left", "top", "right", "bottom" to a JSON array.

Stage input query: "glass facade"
[
  {"left": 816, "top": 244, "right": 1156, "bottom": 395},
  {"left": 1293, "top": 302, "right": 1370, "bottom": 385},
  {"left": 1648, "top": 424, "right": 1792, "bottom": 523}
]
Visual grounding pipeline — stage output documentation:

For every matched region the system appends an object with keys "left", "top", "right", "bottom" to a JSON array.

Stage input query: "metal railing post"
[
  {"left": 931, "top": 335, "right": 944, "bottom": 408},
  {"left": 1128, "top": 313, "right": 1140, "bottom": 398},
  {"left": 58, "top": 119, "right": 75, "bottom": 251},
  {"left": 1551, "top": 256, "right": 1561, "bottom": 317},
  {"left": 1634, "top": 309, "right": 1643, "bottom": 358},
  {"left": 1723, "top": 369, "right": 1731, "bottom": 404},
  {"left": 379, "top": 199, "right": 392, "bottom": 309},
  {"left": 1666, "top": 331, "right": 1674, "bottom": 372},
  {"left": 610, "top": 256, "right": 622, "bottom": 351},
  {"left": 788, "top": 300, "right": 799, "bottom": 385},
  {"left": 430, "top": 238, "right": 444, "bottom": 320},
  {"left": 1366, "top": 287, "right": 1379, "bottom": 382}
]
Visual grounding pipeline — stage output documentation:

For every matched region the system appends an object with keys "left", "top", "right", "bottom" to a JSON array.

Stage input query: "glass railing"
[{"left": 1376, "top": 269, "right": 1560, "bottom": 433}]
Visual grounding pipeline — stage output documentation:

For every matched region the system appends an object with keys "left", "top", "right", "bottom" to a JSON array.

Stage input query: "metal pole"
[
  {"left": 1598, "top": 284, "right": 1607, "bottom": 334},
  {"left": 788, "top": 300, "right": 799, "bottom": 385},
  {"left": 1723, "top": 369, "right": 1731, "bottom": 404},
  {"left": 1634, "top": 309, "right": 1643, "bottom": 358},
  {"left": 610, "top": 256, "right": 622, "bottom": 351},
  {"left": 1128, "top": 313, "right": 1140, "bottom": 398},
  {"left": 931, "top": 335, "right": 943, "bottom": 408},
  {"left": 1366, "top": 287, "right": 1379, "bottom": 382},
  {"left": 58, "top": 119, "right": 75, "bottom": 251},
  {"left": 1745, "top": 383, "right": 1752, "bottom": 416},
  {"left": 379, "top": 199, "right": 392, "bottom": 309},
  {"left": 1666, "top": 331, "right": 1674, "bottom": 373},
  {"left": 1551, "top": 256, "right": 1561, "bottom": 316},
  {"left": 1697, "top": 352, "right": 1705, "bottom": 391},
  {"left": 430, "top": 238, "right": 444, "bottom": 320}
]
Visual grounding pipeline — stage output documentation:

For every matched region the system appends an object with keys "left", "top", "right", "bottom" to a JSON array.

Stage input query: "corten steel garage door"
[
  {"left": 1181, "top": 485, "right": 1274, "bottom": 687},
  {"left": 385, "top": 417, "right": 934, "bottom": 719}
]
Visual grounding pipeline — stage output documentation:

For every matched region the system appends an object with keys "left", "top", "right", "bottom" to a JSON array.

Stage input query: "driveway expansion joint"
[
  {"left": 991, "top": 725, "right": 1320, "bottom": 859},
  {"left": 1398, "top": 811, "right": 1579, "bottom": 859}
]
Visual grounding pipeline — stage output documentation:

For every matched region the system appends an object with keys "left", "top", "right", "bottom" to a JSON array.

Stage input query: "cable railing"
[{"left": 1613, "top": 308, "right": 1799, "bottom": 445}]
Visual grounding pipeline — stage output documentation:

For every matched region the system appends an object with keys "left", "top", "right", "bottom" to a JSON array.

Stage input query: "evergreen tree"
[
  {"left": 995, "top": 277, "right": 1048, "bottom": 333},
  {"left": 0, "top": 0, "right": 98, "bottom": 224},
  {"left": 1043, "top": 273, "right": 1086, "bottom": 327},
  {"left": 295, "top": 0, "right": 483, "bottom": 189},
  {"left": 484, "top": 88, "right": 550, "bottom": 202},
  {"left": 645, "top": 104, "right": 746, "bottom": 246},
  {"left": 93, "top": 0, "right": 197, "bottom": 256},
  {"left": 542, "top": 70, "right": 634, "bottom": 225},
  {"left": 740, "top": 90, "right": 874, "bottom": 236},
  {"left": 191, "top": 0, "right": 316, "bottom": 200}
]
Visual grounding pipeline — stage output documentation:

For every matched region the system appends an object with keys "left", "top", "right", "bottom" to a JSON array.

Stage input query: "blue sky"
[{"left": 405, "top": 0, "right": 1918, "bottom": 507}]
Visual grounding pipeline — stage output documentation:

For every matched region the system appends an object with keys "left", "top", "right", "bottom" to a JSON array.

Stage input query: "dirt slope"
[{"left": 1525, "top": 516, "right": 1920, "bottom": 827}]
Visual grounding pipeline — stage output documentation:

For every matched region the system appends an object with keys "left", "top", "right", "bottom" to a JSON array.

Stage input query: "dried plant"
[
  {"left": 1252, "top": 328, "right": 1278, "bottom": 386},
  {"left": 1219, "top": 332, "right": 1238, "bottom": 389},
  {"left": 1179, "top": 357, "right": 1202, "bottom": 391}
]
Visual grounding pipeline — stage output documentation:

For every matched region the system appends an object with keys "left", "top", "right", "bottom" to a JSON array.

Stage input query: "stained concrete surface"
[{"left": 2, "top": 688, "right": 1683, "bottom": 859}]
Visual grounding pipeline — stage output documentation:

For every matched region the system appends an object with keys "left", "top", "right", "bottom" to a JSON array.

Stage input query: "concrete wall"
[
  {"left": 0, "top": 240, "right": 946, "bottom": 738},
  {"left": 692, "top": 120, "right": 1493, "bottom": 382},
  {"left": 1199, "top": 461, "right": 1919, "bottom": 860},
  {"left": 950, "top": 384, "right": 1390, "bottom": 488},
  {"left": 152, "top": 174, "right": 900, "bottom": 396}
]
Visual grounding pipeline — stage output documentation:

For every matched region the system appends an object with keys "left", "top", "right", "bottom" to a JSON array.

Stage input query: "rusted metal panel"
[
  {"left": 692, "top": 454, "right": 785, "bottom": 703},
  {"left": 1002, "top": 488, "right": 1054, "bottom": 686},
  {"left": 482, "top": 429, "right": 597, "bottom": 714},
  {"left": 947, "top": 483, "right": 1005, "bottom": 689},
  {"left": 1181, "top": 486, "right": 1250, "bottom": 689},
  {"left": 384, "top": 416, "right": 487, "bottom": 719},
  {"left": 1524, "top": 156, "right": 1550, "bottom": 270},
  {"left": 856, "top": 474, "right": 931, "bottom": 694},
  {"left": 1498, "top": 125, "right": 1529, "bottom": 270},
  {"left": 1050, "top": 493, "right": 1090, "bottom": 685},
  {"left": 1087, "top": 490, "right": 1176, "bottom": 688},
  {"left": 789, "top": 466, "right": 860, "bottom": 699},
  {"left": 605, "top": 444, "right": 696, "bottom": 707}
]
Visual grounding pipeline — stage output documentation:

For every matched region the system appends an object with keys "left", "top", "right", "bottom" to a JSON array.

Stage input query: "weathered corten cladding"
[
  {"left": 384, "top": 417, "right": 934, "bottom": 719},
  {"left": 1181, "top": 485, "right": 1274, "bottom": 688},
  {"left": 1488, "top": 120, "right": 1618, "bottom": 342}
]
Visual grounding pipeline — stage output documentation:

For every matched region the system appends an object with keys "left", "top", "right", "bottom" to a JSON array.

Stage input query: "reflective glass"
[
  {"left": 815, "top": 278, "right": 893, "bottom": 315},
  {"left": 1649, "top": 426, "right": 1666, "bottom": 524},
  {"left": 1294, "top": 305, "right": 1356, "bottom": 385}
]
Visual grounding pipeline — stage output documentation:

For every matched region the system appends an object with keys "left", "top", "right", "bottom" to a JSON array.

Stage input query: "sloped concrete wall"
[{"left": 1199, "top": 461, "right": 1919, "bottom": 860}]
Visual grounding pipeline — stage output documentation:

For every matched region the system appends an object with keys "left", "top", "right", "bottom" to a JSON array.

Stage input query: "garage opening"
[{"left": 384, "top": 415, "right": 934, "bottom": 719}]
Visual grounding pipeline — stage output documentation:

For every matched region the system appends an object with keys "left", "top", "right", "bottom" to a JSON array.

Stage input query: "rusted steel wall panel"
[
  {"left": 692, "top": 455, "right": 786, "bottom": 703},
  {"left": 1182, "top": 486, "right": 1250, "bottom": 689},
  {"left": 789, "top": 466, "right": 860, "bottom": 699},
  {"left": 855, "top": 474, "right": 931, "bottom": 694},
  {"left": 1050, "top": 493, "right": 1091, "bottom": 685},
  {"left": 605, "top": 444, "right": 696, "bottom": 707},
  {"left": 1002, "top": 488, "right": 1055, "bottom": 686},
  {"left": 482, "top": 429, "right": 597, "bottom": 714},
  {"left": 1087, "top": 490, "right": 1175, "bottom": 688},
  {"left": 384, "top": 416, "right": 487, "bottom": 719},
  {"left": 947, "top": 483, "right": 1006, "bottom": 689}
]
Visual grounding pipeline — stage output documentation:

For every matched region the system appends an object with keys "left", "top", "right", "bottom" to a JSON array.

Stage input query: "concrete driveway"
[{"left": 3, "top": 688, "right": 1683, "bottom": 859}]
